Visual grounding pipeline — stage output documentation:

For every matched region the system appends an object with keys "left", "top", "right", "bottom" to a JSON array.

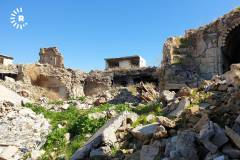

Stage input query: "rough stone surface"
[
  {"left": 131, "top": 123, "right": 159, "bottom": 141},
  {"left": 199, "top": 121, "right": 228, "bottom": 153},
  {"left": 169, "top": 97, "right": 190, "bottom": 117},
  {"left": 140, "top": 144, "right": 159, "bottom": 160},
  {"left": 0, "top": 104, "right": 50, "bottom": 159},
  {"left": 165, "top": 131, "right": 198, "bottom": 160},
  {"left": 157, "top": 116, "right": 176, "bottom": 128}
]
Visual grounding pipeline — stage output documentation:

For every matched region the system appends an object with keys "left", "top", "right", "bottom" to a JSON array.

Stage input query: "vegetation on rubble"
[{"left": 24, "top": 100, "right": 163, "bottom": 159}]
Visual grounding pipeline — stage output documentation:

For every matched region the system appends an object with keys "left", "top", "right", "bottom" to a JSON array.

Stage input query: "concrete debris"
[
  {"left": 0, "top": 103, "right": 50, "bottom": 159},
  {"left": 136, "top": 82, "right": 158, "bottom": 102}
]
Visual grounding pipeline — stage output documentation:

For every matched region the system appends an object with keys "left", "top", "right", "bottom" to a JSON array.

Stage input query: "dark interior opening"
[
  {"left": 113, "top": 74, "right": 158, "bottom": 86},
  {"left": 222, "top": 25, "right": 240, "bottom": 72},
  {"left": 0, "top": 73, "right": 17, "bottom": 80}
]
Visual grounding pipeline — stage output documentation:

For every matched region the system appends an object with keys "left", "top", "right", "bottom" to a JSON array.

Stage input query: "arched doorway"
[{"left": 222, "top": 25, "right": 240, "bottom": 72}]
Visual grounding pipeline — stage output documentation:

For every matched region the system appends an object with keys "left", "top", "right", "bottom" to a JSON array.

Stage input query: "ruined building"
[
  {"left": 0, "top": 54, "right": 13, "bottom": 65},
  {"left": 160, "top": 8, "right": 240, "bottom": 90},
  {"left": 0, "top": 54, "right": 17, "bottom": 80},
  {"left": 105, "top": 55, "right": 146, "bottom": 70},
  {"left": 39, "top": 47, "right": 64, "bottom": 67}
]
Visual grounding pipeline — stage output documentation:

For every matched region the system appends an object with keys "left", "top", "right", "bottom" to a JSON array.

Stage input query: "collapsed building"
[
  {"left": 105, "top": 55, "right": 146, "bottom": 70},
  {"left": 160, "top": 8, "right": 240, "bottom": 90}
]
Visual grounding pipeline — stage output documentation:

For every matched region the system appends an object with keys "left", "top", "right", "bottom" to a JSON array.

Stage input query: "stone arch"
[{"left": 220, "top": 22, "right": 240, "bottom": 72}]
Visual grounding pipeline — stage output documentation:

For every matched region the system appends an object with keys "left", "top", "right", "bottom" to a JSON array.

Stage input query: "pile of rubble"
[
  {"left": 71, "top": 63, "right": 240, "bottom": 160},
  {"left": 0, "top": 101, "right": 50, "bottom": 160}
]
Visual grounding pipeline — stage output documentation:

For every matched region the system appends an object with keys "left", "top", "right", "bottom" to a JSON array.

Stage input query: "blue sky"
[{"left": 0, "top": 0, "right": 240, "bottom": 71}]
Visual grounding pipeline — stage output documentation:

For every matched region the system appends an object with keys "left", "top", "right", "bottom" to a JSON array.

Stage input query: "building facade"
[{"left": 105, "top": 55, "right": 146, "bottom": 70}]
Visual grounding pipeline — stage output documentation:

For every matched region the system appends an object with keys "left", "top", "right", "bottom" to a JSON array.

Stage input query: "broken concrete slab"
[
  {"left": 71, "top": 112, "right": 137, "bottom": 160},
  {"left": 0, "top": 85, "right": 30, "bottom": 106},
  {"left": 131, "top": 123, "right": 159, "bottom": 141}
]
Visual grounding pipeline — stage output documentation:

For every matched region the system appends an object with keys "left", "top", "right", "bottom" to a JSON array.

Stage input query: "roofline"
[
  {"left": 0, "top": 54, "right": 13, "bottom": 60},
  {"left": 104, "top": 55, "right": 143, "bottom": 61}
]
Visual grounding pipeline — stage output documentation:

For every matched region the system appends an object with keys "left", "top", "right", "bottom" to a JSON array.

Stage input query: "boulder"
[
  {"left": 165, "top": 131, "right": 198, "bottom": 160},
  {"left": 223, "top": 64, "right": 240, "bottom": 87},
  {"left": 131, "top": 123, "right": 159, "bottom": 141},
  {"left": 199, "top": 122, "right": 228, "bottom": 153},
  {"left": 169, "top": 97, "right": 190, "bottom": 117},
  {"left": 140, "top": 144, "right": 159, "bottom": 160}
]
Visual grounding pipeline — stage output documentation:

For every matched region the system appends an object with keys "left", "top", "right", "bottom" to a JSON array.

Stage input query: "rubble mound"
[{"left": 0, "top": 101, "right": 50, "bottom": 160}]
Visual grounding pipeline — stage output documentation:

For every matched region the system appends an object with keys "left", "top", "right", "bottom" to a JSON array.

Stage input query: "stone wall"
[
  {"left": 39, "top": 47, "right": 64, "bottom": 68},
  {"left": 160, "top": 8, "right": 240, "bottom": 89}
]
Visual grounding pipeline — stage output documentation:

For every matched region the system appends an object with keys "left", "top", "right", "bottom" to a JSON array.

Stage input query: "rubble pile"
[
  {"left": 71, "top": 63, "right": 240, "bottom": 160},
  {"left": 0, "top": 101, "right": 50, "bottom": 160}
]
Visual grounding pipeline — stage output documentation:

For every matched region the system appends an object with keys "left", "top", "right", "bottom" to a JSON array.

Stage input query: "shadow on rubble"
[{"left": 108, "top": 88, "right": 141, "bottom": 104}]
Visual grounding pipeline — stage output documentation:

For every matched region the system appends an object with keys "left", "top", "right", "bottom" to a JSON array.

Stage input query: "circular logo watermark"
[{"left": 10, "top": 7, "right": 28, "bottom": 30}]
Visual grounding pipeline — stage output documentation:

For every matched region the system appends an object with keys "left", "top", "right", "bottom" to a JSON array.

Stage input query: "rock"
[
  {"left": 199, "top": 122, "right": 228, "bottom": 153},
  {"left": 187, "top": 105, "right": 199, "bottom": 114},
  {"left": 199, "top": 102, "right": 210, "bottom": 109},
  {"left": 125, "top": 151, "right": 140, "bottom": 160},
  {"left": 17, "top": 90, "right": 30, "bottom": 98},
  {"left": 89, "top": 146, "right": 111, "bottom": 160},
  {"left": 225, "top": 126, "right": 240, "bottom": 149},
  {"left": 136, "top": 82, "right": 158, "bottom": 102},
  {"left": 213, "top": 155, "right": 226, "bottom": 160},
  {"left": 4, "top": 76, "right": 15, "bottom": 83},
  {"left": 88, "top": 112, "right": 106, "bottom": 120},
  {"left": 0, "top": 106, "right": 50, "bottom": 159},
  {"left": 165, "top": 131, "right": 198, "bottom": 160},
  {"left": 76, "top": 103, "right": 92, "bottom": 110},
  {"left": 194, "top": 113, "right": 209, "bottom": 132},
  {"left": 31, "top": 150, "right": 45, "bottom": 160},
  {"left": 153, "top": 125, "right": 168, "bottom": 139},
  {"left": 169, "top": 97, "right": 190, "bottom": 117},
  {"left": 131, "top": 123, "right": 159, "bottom": 141},
  {"left": 140, "top": 144, "right": 159, "bottom": 160},
  {"left": 160, "top": 90, "right": 175, "bottom": 102},
  {"left": 146, "top": 114, "right": 156, "bottom": 123},
  {"left": 94, "top": 97, "right": 107, "bottom": 106},
  {"left": 157, "top": 116, "right": 176, "bottom": 128},
  {"left": 177, "top": 87, "right": 192, "bottom": 97},
  {"left": 0, "top": 85, "right": 30, "bottom": 106},
  {"left": 222, "top": 145, "right": 240, "bottom": 159},
  {"left": 71, "top": 112, "right": 137, "bottom": 160},
  {"left": 106, "top": 109, "right": 117, "bottom": 118},
  {"left": 223, "top": 64, "right": 240, "bottom": 87},
  {"left": 64, "top": 133, "right": 71, "bottom": 143},
  {"left": 61, "top": 103, "right": 69, "bottom": 110},
  {"left": 0, "top": 146, "right": 18, "bottom": 160},
  {"left": 126, "top": 112, "right": 139, "bottom": 124}
]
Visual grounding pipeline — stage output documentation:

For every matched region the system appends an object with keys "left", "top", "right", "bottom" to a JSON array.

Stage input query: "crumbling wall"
[
  {"left": 39, "top": 47, "right": 64, "bottom": 68},
  {"left": 18, "top": 64, "right": 85, "bottom": 99},
  {"left": 160, "top": 8, "right": 240, "bottom": 89},
  {"left": 83, "top": 71, "right": 112, "bottom": 96}
]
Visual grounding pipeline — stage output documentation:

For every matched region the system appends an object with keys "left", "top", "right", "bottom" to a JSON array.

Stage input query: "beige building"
[
  {"left": 105, "top": 55, "right": 146, "bottom": 70},
  {"left": 39, "top": 47, "right": 64, "bottom": 67},
  {"left": 0, "top": 54, "right": 13, "bottom": 66}
]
